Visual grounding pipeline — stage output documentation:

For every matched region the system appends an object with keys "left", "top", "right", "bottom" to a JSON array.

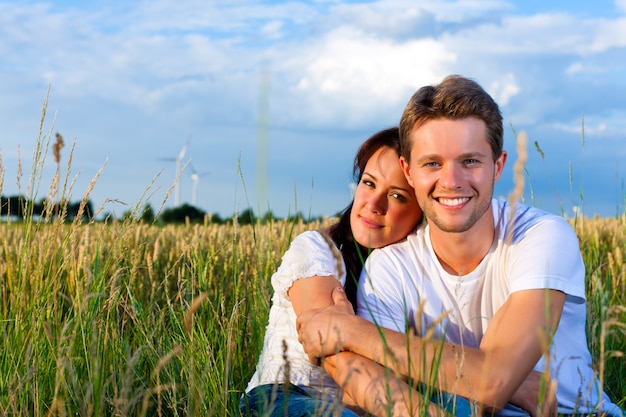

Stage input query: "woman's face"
[{"left": 350, "top": 146, "right": 422, "bottom": 248}]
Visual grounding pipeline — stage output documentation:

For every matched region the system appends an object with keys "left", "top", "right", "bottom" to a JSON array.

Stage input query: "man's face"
[{"left": 400, "top": 117, "right": 506, "bottom": 234}]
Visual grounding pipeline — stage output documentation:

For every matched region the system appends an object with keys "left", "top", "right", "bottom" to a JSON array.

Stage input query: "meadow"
[
  {"left": 1, "top": 107, "right": 625, "bottom": 416},
  {"left": 1, "top": 204, "right": 625, "bottom": 416}
]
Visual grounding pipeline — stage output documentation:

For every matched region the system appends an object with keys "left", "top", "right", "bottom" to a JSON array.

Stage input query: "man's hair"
[{"left": 399, "top": 75, "right": 503, "bottom": 162}]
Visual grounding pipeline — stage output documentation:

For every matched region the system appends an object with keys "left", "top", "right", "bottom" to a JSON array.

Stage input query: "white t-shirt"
[
  {"left": 245, "top": 230, "right": 345, "bottom": 399},
  {"left": 358, "top": 199, "right": 623, "bottom": 417}
]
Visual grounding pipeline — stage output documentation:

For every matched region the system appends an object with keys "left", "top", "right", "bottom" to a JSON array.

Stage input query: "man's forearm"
[
  {"left": 323, "top": 351, "right": 445, "bottom": 417},
  {"left": 344, "top": 307, "right": 551, "bottom": 412},
  {"left": 340, "top": 316, "right": 427, "bottom": 384},
  {"left": 298, "top": 281, "right": 561, "bottom": 413}
]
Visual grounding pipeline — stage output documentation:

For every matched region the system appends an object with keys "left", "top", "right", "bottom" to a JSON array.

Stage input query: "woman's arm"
[
  {"left": 289, "top": 274, "right": 341, "bottom": 315},
  {"left": 290, "top": 277, "right": 445, "bottom": 417}
]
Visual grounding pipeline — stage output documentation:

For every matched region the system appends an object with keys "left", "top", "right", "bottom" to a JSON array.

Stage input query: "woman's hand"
[{"left": 296, "top": 287, "right": 357, "bottom": 361}]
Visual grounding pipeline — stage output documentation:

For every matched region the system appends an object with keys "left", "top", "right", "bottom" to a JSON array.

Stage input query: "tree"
[
  {"left": 159, "top": 204, "right": 206, "bottom": 223},
  {"left": 261, "top": 210, "right": 277, "bottom": 224},
  {"left": 237, "top": 208, "right": 256, "bottom": 225},
  {"left": 141, "top": 203, "right": 155, "bottom": 223}
]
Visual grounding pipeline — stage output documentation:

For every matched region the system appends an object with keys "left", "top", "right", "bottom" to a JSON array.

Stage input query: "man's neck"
[{"left": 429, "top": 215, "right": 495, "bottom": 276}]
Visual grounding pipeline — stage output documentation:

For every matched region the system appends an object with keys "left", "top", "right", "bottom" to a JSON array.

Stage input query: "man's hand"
[
  {"left": 510, "top": 370, "right": 557, "bottom": 417},
  {"left": 296, "top": 286, "right": 356, "bottom": 361}
]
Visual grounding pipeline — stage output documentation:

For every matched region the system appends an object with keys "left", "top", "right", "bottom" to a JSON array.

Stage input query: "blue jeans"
[
  {"left": 240, "top": 383, "right": 474, "bottom": 417},
  {"left": 240, "top": 384, "right": 360, "bottom": 417},
  {"left": 431, "top": 391, "right": 474, "bottom": 416}
]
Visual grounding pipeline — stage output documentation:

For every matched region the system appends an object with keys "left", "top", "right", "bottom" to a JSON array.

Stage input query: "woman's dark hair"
[{"left": 328, "top": 127, "right": 402, "bottom": 310}]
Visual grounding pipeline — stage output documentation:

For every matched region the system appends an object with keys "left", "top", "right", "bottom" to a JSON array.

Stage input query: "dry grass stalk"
[
  {"left": 184, "top": 292, "right": 208, "bottom": 334},
  {"left": 72, "top": 160, "right": 108, "bottom": 226},
  {"left": 53, "top": 133, "right": 64, "bottom": 164},
  {"left": 151, "top": 344, "right": 183, "bottom": 381},
  {"left": 506, "top": 130, "right": 527, "bottom": 244},
  {"left": 508, "top": 131, "right": 527, "bottom": 206},
  {"left": 319, "top": 230, "right": 344, "bottom": 282}
]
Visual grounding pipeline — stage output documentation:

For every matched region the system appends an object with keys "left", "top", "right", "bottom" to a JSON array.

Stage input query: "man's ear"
[
  {"left": 400, "top": 156, "right": 414, "bottom": 187},
  {"left": 494, "top": 150, "right": 508, "bottom": 183}
]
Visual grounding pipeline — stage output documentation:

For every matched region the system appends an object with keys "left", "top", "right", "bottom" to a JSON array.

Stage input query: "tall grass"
[
  {"left": 574, "top": 215, "right": 626, "bottom": 402},
  {"left": 0, "top": 101, "right": 624, "bottom": 416},
  {"left": 0, "top": 214, "right": 328, "bottom": 416}
]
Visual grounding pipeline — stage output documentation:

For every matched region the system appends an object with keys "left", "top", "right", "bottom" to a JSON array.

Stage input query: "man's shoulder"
[
  {"left": 492, "top": 199, "right": 575, "bottom": 242},
  {"left": 493, "top": 198, "right": 564, "bottom": 221}
]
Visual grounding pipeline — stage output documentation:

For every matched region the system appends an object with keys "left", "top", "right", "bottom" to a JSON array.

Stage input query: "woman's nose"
[{"left": 367, "top": 193, "right": 387, "bottom": 214}]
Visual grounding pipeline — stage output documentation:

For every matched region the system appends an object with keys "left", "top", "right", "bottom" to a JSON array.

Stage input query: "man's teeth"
[{"left": 439, "top": 197, "right": 470, "bottom": 206}]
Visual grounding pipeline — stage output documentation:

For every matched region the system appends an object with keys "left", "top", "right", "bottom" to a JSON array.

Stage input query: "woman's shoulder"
[
  {"left": 288, "top": 229, "right": 338, "bottom": 255},
  {"left": 293, "top": 229, "right": 328, "bottom": 243},
  {"left": 272, "top": 229, "right": 345, "bottom": 292}
]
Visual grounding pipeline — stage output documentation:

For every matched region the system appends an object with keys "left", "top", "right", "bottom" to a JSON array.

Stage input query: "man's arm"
[
  {"left": 290, "top": 277, "right": 446, "bottom": 416},
  {"left": 322, "top": 352, "right": 447, "bottom": 417},
  {"left": 298, "top": 286, "right": 564, "bottom": 413},
  {"left": 509, "top": 369, "right": 558, "bottom": 417}
]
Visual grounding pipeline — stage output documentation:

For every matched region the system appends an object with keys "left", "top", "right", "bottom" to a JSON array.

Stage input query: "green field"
[{"left": 0, "top": 210, "right": 624, "bottom": 416}]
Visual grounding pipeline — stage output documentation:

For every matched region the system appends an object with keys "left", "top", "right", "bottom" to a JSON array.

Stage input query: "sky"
[{"left": 1, "top": 0, "right": 625, "bottom": 220}]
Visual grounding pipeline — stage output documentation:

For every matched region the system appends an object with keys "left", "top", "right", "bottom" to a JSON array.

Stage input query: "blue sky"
[{"left": 1, "top": 0, "right": 625, "bottom": 219}]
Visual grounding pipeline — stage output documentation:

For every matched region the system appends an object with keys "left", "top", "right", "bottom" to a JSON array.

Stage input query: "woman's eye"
[
  {"left": 391, "top": 192, "right": 408, "bottom": 202},
  {"left": 363, "top": 180, "right": 374, "bottom": 188}
]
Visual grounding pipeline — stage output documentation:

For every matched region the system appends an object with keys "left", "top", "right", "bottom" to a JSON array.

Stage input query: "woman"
[{"left": 240, "top": 127, "right": 435, "bottom": 417}]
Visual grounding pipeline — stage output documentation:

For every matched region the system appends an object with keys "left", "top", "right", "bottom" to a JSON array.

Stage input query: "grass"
[
  {"left": 0, "top": 102, "right": 624, "bottom": 416},
  {"left": 0, "top": 212, "right": 327, "bottom": 416}
]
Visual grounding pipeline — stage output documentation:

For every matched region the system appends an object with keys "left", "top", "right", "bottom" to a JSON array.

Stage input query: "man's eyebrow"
[
  {"left": 414, "top": 154, "right": 439, "bottom": 162},
  {"left": 414, "top": 151, "right": 489, "bottom": 162},
  {"left": 458, "top": 151, "right": 490, "bottom": 159}
]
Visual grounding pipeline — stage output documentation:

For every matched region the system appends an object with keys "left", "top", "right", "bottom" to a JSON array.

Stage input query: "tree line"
[
  {"left": 0, "top": 195, "right": 93, "bottom": 222},
  {"left": 0, "top": 195, "right": 330, "bottom": 225}
]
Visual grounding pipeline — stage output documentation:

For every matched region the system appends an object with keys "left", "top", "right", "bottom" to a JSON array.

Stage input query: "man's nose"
[{"left": 439, "top": 163, "right": 463, "bottom": 190}]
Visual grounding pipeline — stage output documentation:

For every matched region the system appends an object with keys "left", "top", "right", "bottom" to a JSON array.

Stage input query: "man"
[{"left": 297, "top": 75, "right": 623, "bottom": 416}]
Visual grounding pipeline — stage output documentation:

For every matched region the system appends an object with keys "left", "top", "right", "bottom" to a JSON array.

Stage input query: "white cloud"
[
  {"left": 441, "top": 13, "right": 585, "bottom": 55},
  {"left": 443, "top": 11, "right": 626, "bottom": 59},
  {"left": 565, "top": 62, "right": 585, "bottom": 75},
  {"left": 261, "top": 20, "right": 284, "bottom": 39},
  {"left": 488, "top": 73, "right": 520, "bottom": 106},
  {"left": 585, "top": 17, "right": 626, "bottom": 53},
  {"left": 550, "top": 120, "right": 619, "bottom": 137},
  {"left": 273, "top": 27, "right": 456, "bottom": 127}
]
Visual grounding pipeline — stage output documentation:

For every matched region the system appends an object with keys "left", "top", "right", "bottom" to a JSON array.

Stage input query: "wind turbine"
[
  {"left": 159, "top": 139, "right": 190, "bottom": 207},
  {"left": 174, "top": 141, "right": 189, "bottom": 207},
  {"left": 188, "top": 161, "right": 210, "bottom": 207}
]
